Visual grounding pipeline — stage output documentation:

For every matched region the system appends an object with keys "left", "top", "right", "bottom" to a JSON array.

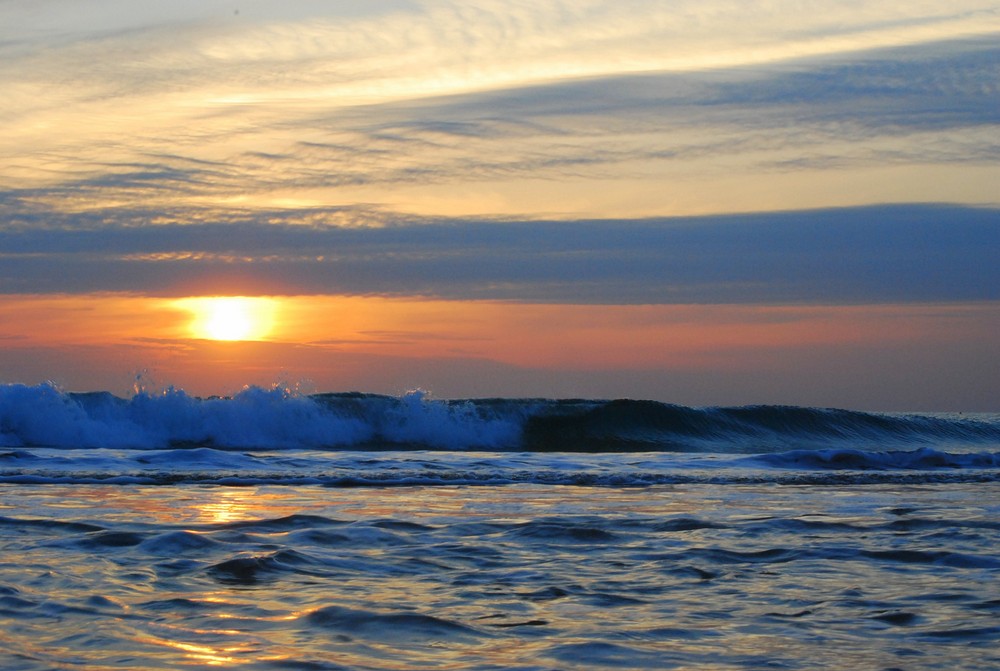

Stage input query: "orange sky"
[
  {"left": 2, "top": 293, "right": 997, "bottom": 410},
  {"left": 2, "top": 2, "right": 999, "bottom": 410}
]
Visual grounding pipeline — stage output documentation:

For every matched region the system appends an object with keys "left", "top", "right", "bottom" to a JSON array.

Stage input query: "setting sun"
[{"left": 177, "top": 297, "right": 278, "bottom": 341}]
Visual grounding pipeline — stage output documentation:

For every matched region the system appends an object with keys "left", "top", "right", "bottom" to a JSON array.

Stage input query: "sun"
[{"left": 177, "top": 297, "right": 277, "bottom": 341}]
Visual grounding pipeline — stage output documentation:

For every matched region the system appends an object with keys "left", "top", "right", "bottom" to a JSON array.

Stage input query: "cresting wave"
[{"left": 2, "top": 382, "right": 1000, "bottom": 453}]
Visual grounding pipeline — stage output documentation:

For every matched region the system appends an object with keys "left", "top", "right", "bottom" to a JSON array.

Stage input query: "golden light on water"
[
  {"left": 176, "top": 297, "right": 279, "bottom": 341},
  {"left": 197, "top": 487, "right": 261, "bottom": 525}
]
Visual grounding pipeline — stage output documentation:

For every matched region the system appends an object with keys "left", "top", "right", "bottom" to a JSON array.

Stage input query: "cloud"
[
  {"left": 2, "top": 29, "right": 996, "bottom": 222},
  {"left": 1, "top": 204, "right": 997, "bottom": 304}
]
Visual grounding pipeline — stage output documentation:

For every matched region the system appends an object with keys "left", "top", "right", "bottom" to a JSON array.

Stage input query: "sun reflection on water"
[
  {"left": 197, "top": 487, "right": 264, "bottom": 525},
  {"left": 131, "top": 627, "right": 275, "bottom": 667}
]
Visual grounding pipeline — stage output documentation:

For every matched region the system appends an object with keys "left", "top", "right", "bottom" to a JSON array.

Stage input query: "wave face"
[{"left": 2, "top": 383, "right": 999, "bottom": 455}]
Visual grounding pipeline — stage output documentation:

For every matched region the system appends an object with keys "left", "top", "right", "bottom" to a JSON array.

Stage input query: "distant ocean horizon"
[{"left": 2, "top": 381, "right": 999, "bottom": 669}]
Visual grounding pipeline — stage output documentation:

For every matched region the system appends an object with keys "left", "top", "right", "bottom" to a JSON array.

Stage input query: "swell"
[
  {"left": 1, "top": 382, "right": 998, "bottom": 453},
  {"left": 521, "top": 401, "right": 1000, "bottom": 452},
  {"left": 1, "top": 448, "right": 998, "bottom": 487}
]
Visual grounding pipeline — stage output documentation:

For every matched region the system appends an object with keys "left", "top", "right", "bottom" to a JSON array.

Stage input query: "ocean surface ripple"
[
  {"left": 1, "top": 384, "right": 998, "bottom": 668},
  {"left": 1, "top": 483, "right": 998, "bottom": 670}
]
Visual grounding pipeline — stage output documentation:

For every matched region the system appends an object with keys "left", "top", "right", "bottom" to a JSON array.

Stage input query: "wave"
[
  {"left": 2, "top": 382, "right": 999, "bottom": 453},
  {"left": 1, "top": 454, "right": 998, "bottom": 488}
]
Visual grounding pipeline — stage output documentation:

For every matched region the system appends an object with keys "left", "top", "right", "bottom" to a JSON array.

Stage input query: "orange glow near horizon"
[
  {"left": 1, "top": 292, "right": 998, "bottom": 406},
  {"left": 1, "top": 293, "right": 996, "bottom": 361}
]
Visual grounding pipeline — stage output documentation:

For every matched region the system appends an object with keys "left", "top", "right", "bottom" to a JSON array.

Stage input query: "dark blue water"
[{"left": 1, "top": 383, "right": 999, "bottom": 669}]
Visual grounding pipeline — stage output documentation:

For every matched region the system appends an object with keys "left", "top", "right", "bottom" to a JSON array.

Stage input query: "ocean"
[{"left": 1, "top": 382, "right": 999, "bottom": 670}]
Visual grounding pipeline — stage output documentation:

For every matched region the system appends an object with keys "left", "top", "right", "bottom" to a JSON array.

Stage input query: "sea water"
[{"left": 1, "top": 383, "right": 999, "bottom": 670}]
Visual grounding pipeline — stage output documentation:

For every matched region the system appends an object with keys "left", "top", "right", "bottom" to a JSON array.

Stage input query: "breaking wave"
[{"left": 1, "top": 382, "right": 998, "bottom": 456}]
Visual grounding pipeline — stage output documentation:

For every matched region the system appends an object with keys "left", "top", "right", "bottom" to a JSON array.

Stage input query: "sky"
[{"left": 1, "top": 0, "right": 999, "bottom": 410}]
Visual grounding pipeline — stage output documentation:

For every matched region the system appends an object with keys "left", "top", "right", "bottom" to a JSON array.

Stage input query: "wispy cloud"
[
  {"left": 2, "top": 2, "right": 998, "bottom": 219},
  {"left": 1, "top": 204, "right": 997, "bottom": 304}
]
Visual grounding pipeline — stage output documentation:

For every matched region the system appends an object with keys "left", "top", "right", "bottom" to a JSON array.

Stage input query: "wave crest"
[{"left": 1, "top": 383, "right": 998, "bottom": 452}]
